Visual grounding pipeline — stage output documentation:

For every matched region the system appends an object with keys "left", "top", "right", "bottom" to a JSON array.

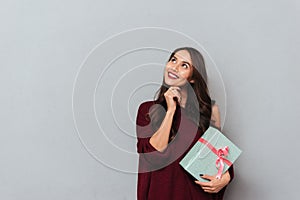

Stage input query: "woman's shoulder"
[
  {"left": 136, "top": 101, "right": 156, "bottom": 125},
  {"left": 211, "top": 99, "right": 216, "bottom": 105},
  {"left": 139, "top": 100, "right": 156, "bottom": 107},
  {"left": 211, "top": 99, "right": 219, "bottom": 112},
  {"left": 210, "top": 100, "right": 221, "bottom": 129},
  {"left": 139, "top": 100, "right": 156, "bottom": 108},
  {"left": 137, "top": 100, "right": 156, "bottom": 114}
]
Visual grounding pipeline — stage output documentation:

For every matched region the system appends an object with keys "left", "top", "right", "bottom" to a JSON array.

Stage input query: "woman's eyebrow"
[{"left": 173, "top": 55, "right": 191, "bottom": 65}]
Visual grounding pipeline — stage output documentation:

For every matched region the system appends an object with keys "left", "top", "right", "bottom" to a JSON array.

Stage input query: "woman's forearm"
[{"left": 149, "top": 110, "right": 175, "bottom": 151}]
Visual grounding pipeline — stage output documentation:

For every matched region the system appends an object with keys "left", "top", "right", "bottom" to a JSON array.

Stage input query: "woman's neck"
[{"left": 179, "top": 87, "right": 188, "bottom": 108}]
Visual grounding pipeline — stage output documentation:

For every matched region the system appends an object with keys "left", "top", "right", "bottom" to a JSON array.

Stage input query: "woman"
[{"left": 136, "top": 47, "right": 233, "bottom": 200}]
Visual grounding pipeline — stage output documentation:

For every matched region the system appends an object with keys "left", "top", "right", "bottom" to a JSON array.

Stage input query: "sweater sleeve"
[
  {"left": 136, "top": 101, "right": 156, "bottom": 153},
  {"left": 228, "top": 165, "right": 234, "bottom": 182},
  {"left": 136, "top": 102, "right": 174, "bottom": 168}
]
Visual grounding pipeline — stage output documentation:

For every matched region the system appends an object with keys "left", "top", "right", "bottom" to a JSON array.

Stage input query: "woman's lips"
[{"left": 168, "top": 72, "right": 179, "bottom": 79}]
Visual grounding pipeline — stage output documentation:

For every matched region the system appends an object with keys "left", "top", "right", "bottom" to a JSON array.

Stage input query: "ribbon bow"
[
  {"left": 199, "top": 138, "right": 232, "bottom": 179},
  {"left": 215, "top": 146, "right": 229, "bottom": 179}
]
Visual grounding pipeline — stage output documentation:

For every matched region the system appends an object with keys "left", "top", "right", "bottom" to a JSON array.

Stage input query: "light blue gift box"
[{"left": 180, "top": 126, "right": 242, "bottom": 182}]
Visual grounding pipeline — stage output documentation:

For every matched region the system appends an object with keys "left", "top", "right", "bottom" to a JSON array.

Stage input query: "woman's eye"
[
  {"left": 182, "top": 64, "right": 188, "bottom": 69},
  {"left": 171, "top": 58, "right": 176, "bottom": 63}
]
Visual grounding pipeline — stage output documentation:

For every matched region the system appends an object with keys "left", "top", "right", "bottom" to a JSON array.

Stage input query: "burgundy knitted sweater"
[{"left": 136, "top": 101, "right": 233, "bottom": 200}]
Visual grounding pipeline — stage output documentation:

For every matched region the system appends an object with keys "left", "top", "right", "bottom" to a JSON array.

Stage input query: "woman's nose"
[{"left": 171, "top": 63, "right": 179, "bottom": 72}]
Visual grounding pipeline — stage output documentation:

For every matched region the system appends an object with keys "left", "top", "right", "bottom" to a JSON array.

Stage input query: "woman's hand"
[
  {"left": 164, "top": 87, "right": 181, "bottom": 112},
  {"left": 195, "top": 171, "right": 231, "bottom": 193}
]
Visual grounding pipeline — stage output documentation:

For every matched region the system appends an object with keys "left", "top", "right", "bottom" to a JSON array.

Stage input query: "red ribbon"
[{"left": 199, "top": 138, "right": 232, "bottom": 179}]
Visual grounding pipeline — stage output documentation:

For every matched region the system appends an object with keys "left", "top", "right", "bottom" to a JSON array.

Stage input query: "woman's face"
[{"left": 164, "top": 50, "right": 194, "bottom": 87}]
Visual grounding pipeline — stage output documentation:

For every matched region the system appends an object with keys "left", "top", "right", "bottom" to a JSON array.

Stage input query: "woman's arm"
[
  {"left": 195, "top": 104, "right": 232, "bottom": 193},
  {"left": 149, "top": 87, "right": 181, "bottom": 151},
  {"left": 149, "top": 109, "right": 175, "bottom": 151},
  {"left": 136, "top": 102, "right": 175, "bottom": 167}
]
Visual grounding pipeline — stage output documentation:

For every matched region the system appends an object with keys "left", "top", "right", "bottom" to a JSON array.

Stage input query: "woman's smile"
[{"left": 167, "top": 71, "right": 179, "bottom": 79}]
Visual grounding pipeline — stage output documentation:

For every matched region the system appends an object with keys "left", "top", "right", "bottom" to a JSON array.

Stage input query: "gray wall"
[{"left": 1, "top": 0, "right": 299, "bottom": 199}]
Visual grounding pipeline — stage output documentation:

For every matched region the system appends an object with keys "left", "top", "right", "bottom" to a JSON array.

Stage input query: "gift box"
[{"left": 180, "top": 126, "right": 242, "bottom": 182}]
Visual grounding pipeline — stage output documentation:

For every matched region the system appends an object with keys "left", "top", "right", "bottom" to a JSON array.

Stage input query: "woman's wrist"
[
  {"left": 166, "top": 108, "right": 176, "bottom": 115},
  {"left": 223, "top": 171, "right": 231, "bottom": 185}
]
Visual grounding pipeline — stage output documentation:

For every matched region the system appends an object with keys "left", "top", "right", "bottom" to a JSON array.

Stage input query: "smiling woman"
[{"left": 136, "top": 47, "right": 234, "bottom": 200}]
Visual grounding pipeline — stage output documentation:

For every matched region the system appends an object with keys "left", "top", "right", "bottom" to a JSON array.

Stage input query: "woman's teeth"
[{"left": 168, "top": 72, "right": 178, "bottom": 79}]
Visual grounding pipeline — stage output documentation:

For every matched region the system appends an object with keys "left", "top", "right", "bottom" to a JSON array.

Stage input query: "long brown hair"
[{"left": 149, "top": 47, "right": 212, "bottom": 141}]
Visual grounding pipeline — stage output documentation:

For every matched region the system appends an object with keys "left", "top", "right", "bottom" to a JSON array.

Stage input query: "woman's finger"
[{"left": 169, "top": 88, "right": 181, "bottom": 102}]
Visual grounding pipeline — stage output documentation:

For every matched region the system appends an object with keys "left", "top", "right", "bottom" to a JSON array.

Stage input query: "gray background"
[{"left": 1, "top": 0, "right": 299, "bottom": 199}]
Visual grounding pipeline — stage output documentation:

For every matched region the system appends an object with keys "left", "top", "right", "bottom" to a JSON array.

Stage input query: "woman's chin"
[
  {"left": 164, "top": 81, "right": 178, "bottom": 87},
  {"left": 164, "top": 80, "right": 189, "bottom": 88}
]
